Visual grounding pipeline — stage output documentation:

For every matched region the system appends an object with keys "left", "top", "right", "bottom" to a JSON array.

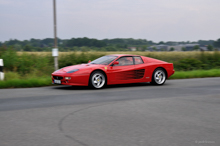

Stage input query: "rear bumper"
[
  {"left": 167, "top": 69, "right": 175, "bottom": 78},
  {"left": 171, "top": 70, "right": 175, "bottom": 75}
]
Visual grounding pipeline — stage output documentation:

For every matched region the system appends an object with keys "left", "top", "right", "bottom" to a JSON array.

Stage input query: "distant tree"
[
  {"left": 24, "top": 45, "right": 32, "bottom": 51},
  {"left": 181, "top": 47, "right": 186, "bottom": 51},
  {"left": 166, "top": 41, "right": 177, "bottom": 46},
  {"left": 152, "top": 47, "right": 157, "bottom": 51},
  {"left": 147, "top": 41, "right": 154, "bottom": 46},
  {"left": 81, "top": 46, "right": 89, "bottom": 52},
  {"left": 142, "top": 45, "right": 147, "bottom": 51},
  {"left": 66, "top": 37, "right": 106, "bottom": 47},
  {"left": 102, "top": 38, "right": 150, "bottom": 46},
  {"left": 207, "top": 45, "right": 214, "bottom": 51},
  {"left": 198, "top": 40, "right": 215, "bottom": 46},
  {"left": 30, "top": 38, "right": 41, "bottom": 47},
  {"left": 169, "top": 47, "right": 175, "bottom": 51},
  {"left": 158, "top": 41, "right": 164, "bottom": 45},
  {"left": 14, "top": 44, "right": 22, "bottom": 51},
  {"left": 213, "top": 38, "right": 220, "bottom": 48},
  {"left": 41, "top": 38, "right": 54, "bottom": 47},
  {"left": 193, "top": 45, "right": 200, "bottom": 51},
  {"left": 2, "top": 37, "right": 220, "bottom": 52},
  {"left": 5, "top": 39, "right": 21, "bottom": 46}
]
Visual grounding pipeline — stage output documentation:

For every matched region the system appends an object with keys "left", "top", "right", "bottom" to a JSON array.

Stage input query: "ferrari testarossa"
[{"left": 52, "top": 54, "right": 175, "bottom": 89}]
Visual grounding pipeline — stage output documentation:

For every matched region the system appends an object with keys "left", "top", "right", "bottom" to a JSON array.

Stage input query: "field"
[
  {"left": 17, "top": 51, "right": 216, "bottom": 59},
  {"left": 18, "top": 50, "right": 219, "bottom": 63},
  {"left": 0, "top": 50, "right": 220, "bottom": 88}
]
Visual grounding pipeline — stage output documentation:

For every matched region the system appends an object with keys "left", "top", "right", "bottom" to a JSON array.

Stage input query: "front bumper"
[{"left": 52, "top": 74, "right": 90, "bottom": 86}]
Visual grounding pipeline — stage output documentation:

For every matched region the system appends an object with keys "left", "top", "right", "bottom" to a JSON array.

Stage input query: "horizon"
[{"left": 0, "top": 37, "right": 217, "bottom": 44}]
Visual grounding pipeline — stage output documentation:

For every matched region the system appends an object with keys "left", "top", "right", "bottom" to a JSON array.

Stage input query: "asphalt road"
[{"left": 0, "top": 78, "right": 220, "bottom": 146}]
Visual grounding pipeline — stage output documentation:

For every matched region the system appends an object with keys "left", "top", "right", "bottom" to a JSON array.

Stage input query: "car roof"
[{"left": 108, "top": 54, "right": 141, "bottom": 57}]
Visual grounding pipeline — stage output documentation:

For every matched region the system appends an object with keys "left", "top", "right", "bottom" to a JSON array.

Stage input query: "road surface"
[{"left": 0, "top": 78, "right": 220, "bottom": 146}]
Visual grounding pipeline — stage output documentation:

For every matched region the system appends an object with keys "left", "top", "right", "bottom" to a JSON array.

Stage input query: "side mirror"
[
  {"left": 113, "top": 61, "right": 119, "bottom": 65},
  {"left": 88, "top": 60, "right": 91, "bottom": 63}
]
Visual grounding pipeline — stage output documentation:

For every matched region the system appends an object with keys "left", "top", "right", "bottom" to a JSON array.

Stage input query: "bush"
[
  {"left": 174, "top": 58, "right": 203, "bottom": 71},
  {"left": 0, "top": 47, "right": 18, "bottom": 71},
  {"left": 1, "top": 49, "right": 220, "bottom": 88},
  {"left": 0, "top": 48, "right": 54, "bottom": 76},
  {"left": 199, "top": 51, "right": 220, "bottom": 69},
  {"left": 1, "top": 48, "right": 220, "bottom": 75},
  {"left": 4, "top": 72, "right": 21, "bottom": 80}
]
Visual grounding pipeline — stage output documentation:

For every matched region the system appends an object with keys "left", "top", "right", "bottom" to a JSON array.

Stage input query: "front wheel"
[
  {"left": 151, "top": 68, "right": 166, "bottom": 85},
  {"left": 89, "top": 71, "right": 106, "bottom": 89}
]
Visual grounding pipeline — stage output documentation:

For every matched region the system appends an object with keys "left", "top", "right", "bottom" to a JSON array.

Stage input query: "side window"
[
  {"left": 134, "top": 56, "right": 144, "bottom": 64},
  {"left": 116, "top": 57, "right": 134, "bottom": 66}
]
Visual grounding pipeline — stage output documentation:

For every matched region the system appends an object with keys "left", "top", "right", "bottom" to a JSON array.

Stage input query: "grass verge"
[
  {"left": 0, "top": 77, "right": 51, "bottom": 88},
  {"left": 169, "top": 69, "right": 220, "bottom": 79},
  {"left": 0, "top": 69, "right": 220, "bottom": 88}
]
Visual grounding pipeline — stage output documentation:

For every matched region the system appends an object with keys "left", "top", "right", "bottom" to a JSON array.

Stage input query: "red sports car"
[{"left": 52, "top": 54, "right": 175, "bottom": 88}]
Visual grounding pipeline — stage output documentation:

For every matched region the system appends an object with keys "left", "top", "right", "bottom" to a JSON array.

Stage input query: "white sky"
[{"left": 0, "top": 0, "right": 220, "bottom": 42}]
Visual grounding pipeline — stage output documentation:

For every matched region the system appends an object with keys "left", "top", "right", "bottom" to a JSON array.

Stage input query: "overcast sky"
[{"left": 0, "top": 0, "right": 220, "bottom": 42}]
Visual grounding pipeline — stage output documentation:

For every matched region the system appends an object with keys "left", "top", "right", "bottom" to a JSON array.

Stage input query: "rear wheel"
[
  {"left": 89, "top": 71, "right": 106, "bottom": 89},
  {"left": 151, "top": 68, "right": 166, "bottom": 85}
]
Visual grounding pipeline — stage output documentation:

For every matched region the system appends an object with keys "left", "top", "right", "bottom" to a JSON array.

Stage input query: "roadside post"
[
  {"left": 52, "top": 48, "right": 59, "bottom": 71},
  {"left": 0, "top": 59, "right": 4, "bottom": 80},
  {"left": 53, "top": 0, "right": 58, "bottom": 71}
]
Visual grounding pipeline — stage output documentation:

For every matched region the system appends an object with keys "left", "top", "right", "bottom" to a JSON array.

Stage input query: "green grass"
[
  {"left": 169, "top": 69, "right": 220, "bottom": 79},
  {"left": 0, "top": 71, "right": 52, "bottom": 88},
  {"left": 0, "top": 76, "right": 51, "bottom": 88},
  {"left": 0, "top": 69, "right": 220, "bottom": 88}
]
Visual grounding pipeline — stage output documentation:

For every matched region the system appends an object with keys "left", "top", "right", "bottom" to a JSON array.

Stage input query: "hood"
[{"left": 54, "top": 63, "right": 103, "bottom": 73}]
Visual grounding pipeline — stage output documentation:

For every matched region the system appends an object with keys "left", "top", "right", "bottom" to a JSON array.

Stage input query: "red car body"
[{"left": 51, "top": 54, "right": 175, "bottom": 87}]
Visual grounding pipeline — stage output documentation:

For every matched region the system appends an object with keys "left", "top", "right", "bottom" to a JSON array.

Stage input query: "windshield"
[{"left": 89, "top": 56, "right": 118, "bottom": 65}]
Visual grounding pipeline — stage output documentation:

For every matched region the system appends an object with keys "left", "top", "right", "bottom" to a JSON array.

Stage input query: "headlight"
[
  {"left": 65, "top": 77, "right": 71, "bottom": 80},
  {"left": 67, "top": 69, "right": 79, "bottom": 73}
]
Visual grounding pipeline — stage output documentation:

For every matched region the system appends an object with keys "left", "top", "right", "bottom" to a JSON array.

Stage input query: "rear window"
[{"left": 134, "top": 56, "right": 144, "bottom": 64}]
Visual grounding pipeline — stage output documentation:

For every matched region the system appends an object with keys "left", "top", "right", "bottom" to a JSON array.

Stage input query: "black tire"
[
  {"left": 151, "top": 68, "right": 166, "bottom": 85},
  {"left": 89, "top": 71, "right": 106, "bottom": 89}
]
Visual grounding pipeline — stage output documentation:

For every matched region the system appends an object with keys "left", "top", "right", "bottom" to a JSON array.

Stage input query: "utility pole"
[{"left": 53, "top": 0, "right": 58, "bottom": 71}]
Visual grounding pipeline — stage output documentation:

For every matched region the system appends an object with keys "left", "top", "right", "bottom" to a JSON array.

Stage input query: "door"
[
  {"left": 133, "top": 56, "right": 149, "bottom": 82},
  {"left": 133, "top": 56, "right": 145, "bottom": 79},
  {"left": 108, "top": 56, "right": 135, "bottom": 84}
]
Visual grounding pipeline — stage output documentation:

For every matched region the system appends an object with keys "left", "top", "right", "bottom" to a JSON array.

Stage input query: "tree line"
[{"left": 0, "top": 37, "right": 220, "bottom": 52}]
